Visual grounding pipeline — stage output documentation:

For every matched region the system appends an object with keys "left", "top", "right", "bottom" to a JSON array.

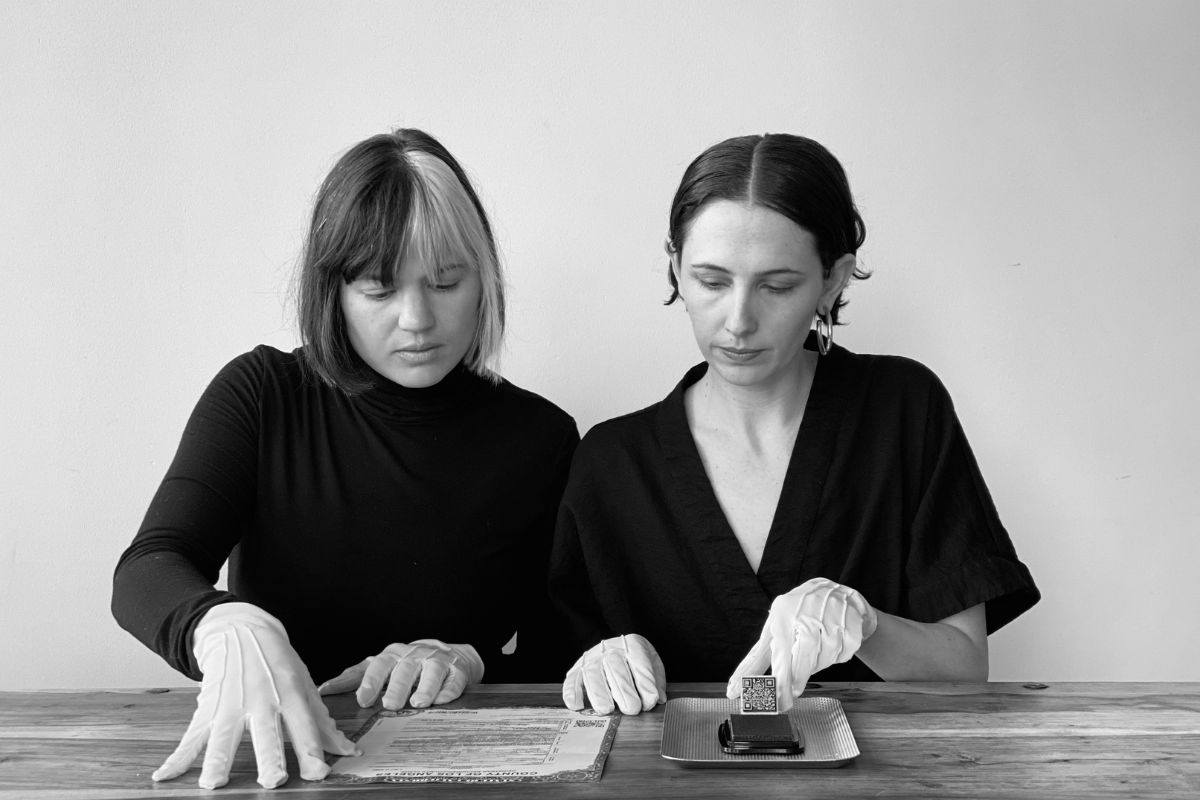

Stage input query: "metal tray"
[{"left": 660, "top": 696, "right": 858, "bottom": 768}]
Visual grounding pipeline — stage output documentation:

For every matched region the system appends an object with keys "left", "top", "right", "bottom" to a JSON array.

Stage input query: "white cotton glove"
[
  {"left": 152, "top": 602, "right": 359, "bottom": 790},
  {"left": 317, "top": 639, "right": 484, "bottom": 710},
  {"left": 727, "top": 578, "right": 878, "bottom": 712},
  {"left": 562, "top": 634, "right": 667, "bottom": 716}
]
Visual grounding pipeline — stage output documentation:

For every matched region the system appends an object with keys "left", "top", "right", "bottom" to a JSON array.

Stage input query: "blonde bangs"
[{"left": 401, "top": 152, "right": 505, "bottom": 381}]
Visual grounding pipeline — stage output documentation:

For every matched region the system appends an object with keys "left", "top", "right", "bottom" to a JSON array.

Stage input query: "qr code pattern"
[
  {"left": 573, "top": 719, "right": 607, "bottom": 728},
  {"left": 740, "top": 676, "right": 777, "bottom": 714}
]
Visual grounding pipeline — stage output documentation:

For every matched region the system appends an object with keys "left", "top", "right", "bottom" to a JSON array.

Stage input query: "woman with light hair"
[{"left": 113, "top": 129, "right": 578, "bottom": 789}]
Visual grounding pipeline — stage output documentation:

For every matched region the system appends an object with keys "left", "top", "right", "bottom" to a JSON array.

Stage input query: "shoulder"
[
  {"left": 846, "top": 349, "right": 944, "bottom": 389},
  {"left": 837, "top": 348, "right": 955, "bottom": 412},
  {"left": 486, "top": 376, "right": 579, "bottom": 442},
  {"left": 572, "top": 362, "right": 697, "bottom": 467},
  {"left": 583, "top": 402, "right": 659, "bottom": 447},
  {"left": 200, "top": 345, "right": 319, "bottom": 412},
  {"left": 572, "top": 400, "right": 662, "bottom": 475},
  {"left": 828, "top": 349, "right": 968, "bottom": 456},
  {"left": 210, "top": 344, "right": 303, "bottom": 385}
]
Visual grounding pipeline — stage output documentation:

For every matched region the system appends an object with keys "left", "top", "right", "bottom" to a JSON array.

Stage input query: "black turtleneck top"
[{"left": 112, "top": 345, "right": 579, "bottom": 684}]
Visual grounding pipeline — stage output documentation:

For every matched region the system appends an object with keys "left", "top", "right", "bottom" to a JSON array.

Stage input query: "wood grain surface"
[{"left": 2, "top": 682, "right": 1197, "bottom": 799}]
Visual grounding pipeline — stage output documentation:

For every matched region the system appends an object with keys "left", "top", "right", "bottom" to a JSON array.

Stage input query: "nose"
[
  {"left": 395, "top": 287, "right": 435, "bottom": 333},
  {"left": 724, "top": 285, "right": 757, "bottom": 339}
]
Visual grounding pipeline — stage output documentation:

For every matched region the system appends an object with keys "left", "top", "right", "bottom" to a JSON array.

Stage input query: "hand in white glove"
[
  {"left": 152, "top": 603, "right": 359, "bottom": 790},
  {"left": 317, "top": 640, "right": 484, "bottom": 710},
  {"left": 562, "top": 634, "right": 667, "bottom": 716},
  {"left": 727, "top": 578, "right": 878, "bottom": 712}
]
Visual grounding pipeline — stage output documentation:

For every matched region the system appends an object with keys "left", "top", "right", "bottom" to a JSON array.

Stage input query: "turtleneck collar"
[{"left": 353, "top": 360, "right": 486, "bottom": 423}]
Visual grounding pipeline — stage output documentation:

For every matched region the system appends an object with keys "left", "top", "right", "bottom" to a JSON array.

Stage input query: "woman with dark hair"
[
  {"left": 550, "top": 134, "right": 1039, "bottom": 716},
  {"left": 112, "top": 129, "right": 578, "bottom": 788}
]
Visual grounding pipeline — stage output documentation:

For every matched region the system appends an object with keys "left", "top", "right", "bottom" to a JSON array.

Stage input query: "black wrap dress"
[{"left": 548, "top": 338, "right": 1039, "bottom": 682}]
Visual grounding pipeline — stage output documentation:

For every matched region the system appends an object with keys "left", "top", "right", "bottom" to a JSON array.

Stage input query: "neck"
[{"left": 688, "top": 349, "right": 818, "bottom": 444}]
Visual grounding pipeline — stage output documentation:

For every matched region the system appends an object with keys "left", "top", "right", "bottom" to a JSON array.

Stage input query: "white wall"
[{"left": 2, "top": 0, "right": 1197, "bottom": 689}]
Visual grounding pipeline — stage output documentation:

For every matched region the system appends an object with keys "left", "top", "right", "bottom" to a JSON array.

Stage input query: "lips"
[
  {"left": 393, "top": 344, "right": 443, "bottom": 363},
  {"left": 717, "top": 346, "right": 764, "bottom": 363}
]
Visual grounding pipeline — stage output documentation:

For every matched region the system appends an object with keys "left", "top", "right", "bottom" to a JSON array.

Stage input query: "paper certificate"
[{"left": 325, "top": 706, "right": 620, "bottom": 784}]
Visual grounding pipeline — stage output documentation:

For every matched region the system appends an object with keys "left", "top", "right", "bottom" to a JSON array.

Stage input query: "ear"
[
  {"left": 665, "top": 239, "right": 681, "bottom": 284},
  {"left": 818, "top": 254, "right": 856, "bottom": 315}
]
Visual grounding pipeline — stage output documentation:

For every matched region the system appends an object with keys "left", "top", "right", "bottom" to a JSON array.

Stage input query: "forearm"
[
  {"left": 855, "top": 605, "right": 989, "bottom": 682},
  {"left": 112, "top": 548, "right": 236, "bottom": 680}
]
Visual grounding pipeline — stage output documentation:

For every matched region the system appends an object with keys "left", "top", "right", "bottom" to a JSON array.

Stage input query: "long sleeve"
[
  {"left": 113, "top": 347, "right": 581, "bottom": 686},
  {"left": 111, "top": 353, "right": 262, "bottom": 679},
  {"left": 488, "top": 422, "right": 580, "bottom": 683},
  {"left": 546, "top": 483, "right": 614, "bottom": 663}
]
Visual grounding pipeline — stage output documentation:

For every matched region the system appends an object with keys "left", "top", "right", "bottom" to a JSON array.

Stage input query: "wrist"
[
  {"left": 861, "top": 605, "right": 880, "bottom": 642},
  {"left": 193, "top": 603, "right": 287, "bottom": 655}
]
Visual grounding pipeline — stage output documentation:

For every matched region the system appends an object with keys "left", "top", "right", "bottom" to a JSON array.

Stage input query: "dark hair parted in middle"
[
  {"left": 664, "top": 133, "right": 869, "bottom": 324},
  {"left": 297, "top": 128, "right": 505, "bottom": 394}
]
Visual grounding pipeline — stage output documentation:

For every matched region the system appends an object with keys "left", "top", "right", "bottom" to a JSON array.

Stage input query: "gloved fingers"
[
  {"left": 562, "top": 659, "right": 587, "bottom": 711},
  {"left": 651, "top": 649, "right": 668, "bottom": 705},
  {"left": 840, "top": 606, "right": 866, "bottom": 658},
  {"left": 197, "top": 714, "right": 247, "bottom": 790},
  {"left": 303, "top": 694, "right": 359, "bottom": 757},
  {"left": 580, "top": 653, "right": 616, "bottom": 715},
  {"left": 725, "top": 632, "right": 772, "bottom": 699},
  {"left": 408, "top": 657, "right": 451, "bottom": 708},
  {"left": 356, "top": 653, "right": 399, "bottom": 708},
  {"left": 151, "top": 716, "right": 211, "bottom": 782},
  {"left": 844, "top": 586, "right": 872, "bottom": 619},
  {"left": 248, "top": 712, "right": 289, "bottom": 789},
  {"left": 431, "top": 665, "right": 469, "bottom": 705},
  {"left": 600, "top": 650, "right": 643, "bottom": 715},
  {"left": 811, "top": 612, "right": 838, "bottom": 666},
  {"left": 317, "top": 658, "right": 370, "bottom": 696},
  {"left": 280, "top": 709, "right": 333, "bottom": 782},
  {"left": 622, "top": 636, "right": 663, "bottom": 710},
  {"left": 783, "top": 619, "right": 822, "bottom": 709},
  {"left": 769, "top": 607, "right": 803, "bottom": 710},
  {"left": 381, "top": 656, "right": 423, "bottom": 711},
  {"left": 827, "top": 613, "right": 857, "bottom": 664}
]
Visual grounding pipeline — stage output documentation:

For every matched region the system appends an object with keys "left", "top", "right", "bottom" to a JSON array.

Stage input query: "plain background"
[{"left": 2, "top": 0, "right": 1197, "bottom": 690}]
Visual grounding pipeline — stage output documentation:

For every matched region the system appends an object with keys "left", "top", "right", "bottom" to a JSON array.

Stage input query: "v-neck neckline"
[{"left": 657, "top": 339, "right": 857, "bottom": 611}]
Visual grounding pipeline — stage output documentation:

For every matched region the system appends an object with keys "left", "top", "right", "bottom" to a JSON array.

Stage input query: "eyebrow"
[{"left": 689, "top": 262, "right": 802, "bottom": 277}]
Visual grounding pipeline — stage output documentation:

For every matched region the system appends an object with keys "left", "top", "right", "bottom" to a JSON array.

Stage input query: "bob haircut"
[
  {"left": 297, "top": 128, "right": 504, "bottom": 394},
  {"left": 664, "top": 133, "right": 869, "bottom": 325}
]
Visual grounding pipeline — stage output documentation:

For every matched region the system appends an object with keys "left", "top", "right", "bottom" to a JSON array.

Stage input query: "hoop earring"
[{"left": 815, "top": 310, "right": 833, "bottom": 356}]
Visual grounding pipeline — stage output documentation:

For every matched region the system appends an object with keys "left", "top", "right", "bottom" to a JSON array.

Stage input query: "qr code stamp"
[{"left": 740, "top": 675, "right": 778, "bottom": 714}]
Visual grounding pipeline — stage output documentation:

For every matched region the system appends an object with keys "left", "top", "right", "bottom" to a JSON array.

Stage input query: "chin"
[
  {"left": 382, "top": 364, "right": 452, "bottom": 389},
  {"left": 708, "top": 360, "right": 776, "bottom": 388}
]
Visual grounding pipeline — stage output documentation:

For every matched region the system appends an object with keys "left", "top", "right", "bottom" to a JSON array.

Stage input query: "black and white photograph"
[{"left": 2, "top": 1, "right": 1198, "bottom": 796}]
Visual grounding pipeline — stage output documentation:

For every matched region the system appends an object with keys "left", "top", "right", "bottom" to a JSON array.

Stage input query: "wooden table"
[{"left": 2, "top": 682, "right": 1198, "bottom": 798}]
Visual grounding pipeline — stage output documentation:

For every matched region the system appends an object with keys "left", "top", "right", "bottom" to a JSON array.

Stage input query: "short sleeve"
[{"left": 902, "top": 375, "right": 1040, "bottom": 632}]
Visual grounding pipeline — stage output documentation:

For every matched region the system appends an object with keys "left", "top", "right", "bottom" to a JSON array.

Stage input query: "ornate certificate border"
[{"left": 324, "top": 706, "right": 621, "bottom": 784}]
